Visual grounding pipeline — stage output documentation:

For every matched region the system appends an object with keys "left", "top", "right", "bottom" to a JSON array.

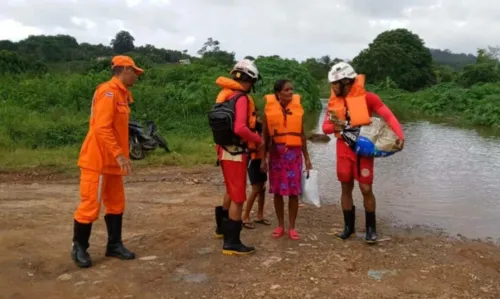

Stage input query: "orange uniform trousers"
[{"left": 74, "top": 168, "right": 126, "bottom": 224}]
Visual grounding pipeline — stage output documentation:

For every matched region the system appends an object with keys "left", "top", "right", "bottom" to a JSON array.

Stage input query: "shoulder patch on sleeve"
[{"left": 105, "top": 91, "right": 114, "bottom": 98}]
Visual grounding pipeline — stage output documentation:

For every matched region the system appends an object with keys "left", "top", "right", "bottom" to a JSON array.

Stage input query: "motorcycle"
[{"left": 128, "top": 119, "right": 170, "bottom": 160}]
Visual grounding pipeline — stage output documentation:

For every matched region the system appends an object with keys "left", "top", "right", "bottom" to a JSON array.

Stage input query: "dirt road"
[{"left": 1, "top": 166, "right": 499, "bottom": 299}]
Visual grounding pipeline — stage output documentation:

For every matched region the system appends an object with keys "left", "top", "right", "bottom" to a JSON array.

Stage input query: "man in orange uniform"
[{"left": 71, "top": 56, "right": 144, "bottom": 268}]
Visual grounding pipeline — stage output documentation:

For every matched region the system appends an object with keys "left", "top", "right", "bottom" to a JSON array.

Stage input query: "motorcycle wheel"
[
  {"left": 129, "top": 136, "right": 145, "bottom": 160},
  {"left": 153, "top": 132, "right": 171, "bottom": 152}
]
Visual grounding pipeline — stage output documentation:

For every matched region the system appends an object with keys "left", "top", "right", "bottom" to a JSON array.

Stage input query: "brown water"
[{"left": 309, "top": 100, "right": 500, "bottom": 242}]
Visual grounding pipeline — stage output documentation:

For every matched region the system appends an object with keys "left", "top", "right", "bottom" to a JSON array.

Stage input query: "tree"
[
  {"left": 458, "top": 47, "right": 500, "bottom": 87},
  {"left": 352, "top": 28, "right": 436, "bottom": 91},
  {"left": 433, "top": 64, "right": 456, "bottom": 83},
  {"left": 197, "top": 37, "right": 220, "bottom": 56},
  {"left": 302, "top": 58, "right": 326, "bottom": 81},
  {"left": 0, "top": 33, "right": 190, "bottom": 68},
  {"left": 430, "top": 48, "right": 476, "bottom": 70},
  {"left": 111, "top": 30, "right": 135, "bottom": 54},
  {"left": 0, "top": 50, "right": 47, "bottom": 75},
  {"left": 301, "top": 56, "right": 343, "bottom": 81},
  {"left": 254, "top": 56, "right": 322, "bottom": 111},
  {"left": 200, "top": 51, "right": 235, "bottom": 68},
  {"left": 476, "top": 46, "right": 500, "bottom": 64},
  {"left": 196, "top": 37, "right": 235, "bottom": 67},
  {"left": 0, "top": 40, "right": 18, "bottom": 52},
  {"left": 318, "top": 55, "right": 332, "bottom": 68}
]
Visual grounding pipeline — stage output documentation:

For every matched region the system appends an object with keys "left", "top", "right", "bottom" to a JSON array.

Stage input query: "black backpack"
[{"left": 208, "top": 92, "right": 247, "bottom": 154}]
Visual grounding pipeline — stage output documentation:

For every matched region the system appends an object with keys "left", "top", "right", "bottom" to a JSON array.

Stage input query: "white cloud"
[
  {"left": 70, "top": 17, "right": 96, "bottom": 30},
  {"left": 125, "top": 0, "right": 142, "bottom": 7},
  {"left": 0, "top": 0, "right": 497, "bottom": 60},
  {"left": 181, "top": 36, "right": 196, "bottom": 46},
  {"left": 0, "top": 19, "right": 42, "bottom": 40}
]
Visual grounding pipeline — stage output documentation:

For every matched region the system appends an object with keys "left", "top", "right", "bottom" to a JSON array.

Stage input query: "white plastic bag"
[
  {"left": 300, "top": 169, "right": 321, "bottom": 208},
  {"left": 358, "top": 117, "right": 400, "bottom": 152}
]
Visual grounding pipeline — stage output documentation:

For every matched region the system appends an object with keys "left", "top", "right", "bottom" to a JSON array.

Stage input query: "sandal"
[
  {"left": 271, "top": 226, "right": 285, "bottom": 238},
  {"left": 288, "top": 229, "right": 300, "bottom": 240},
  {"left": 254, "top": 218, "right": 271, "bottom": 226},
  {"left": 242, "top": 221, "right": 255, "bottom": 229}
]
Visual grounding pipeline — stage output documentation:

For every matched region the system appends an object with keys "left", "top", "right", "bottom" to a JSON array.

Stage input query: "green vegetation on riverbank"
[
  {"left": 0, "top": 56, "right": 321, "bottom": 171},
  {"left": 0, "top": 29, "right": 499, "bottom": 172},
  {"left": 0, "top": 35, "right": 321, "bottom": 172},
  {"left": 376, "top": 83, "right": 500, "bottom": 128},
  {"left": 320, "top": 79, "right": 500, "bottom": 130}
]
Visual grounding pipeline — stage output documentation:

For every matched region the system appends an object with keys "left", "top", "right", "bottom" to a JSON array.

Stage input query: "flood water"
[{"left": 308, "top": 100, "right": 500, "bottom": 242}]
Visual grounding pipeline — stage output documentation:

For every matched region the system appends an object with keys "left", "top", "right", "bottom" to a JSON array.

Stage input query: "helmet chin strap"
[
  {"left": 340, "top": 81, "right": 350, "bottom": 97},
  {"left": 338, "top": 80, "right": 353, "bottom": 97}
]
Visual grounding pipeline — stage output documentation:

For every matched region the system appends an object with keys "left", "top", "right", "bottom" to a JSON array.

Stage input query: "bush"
[
  {"left": 374, "top": 82, "right": 500, "bottom": 128},
  {"left": 0, "top": 56, "right": 322, "bottom": 149},
  {"left": 0, "top": 50, "right": 48, "bottom": 75}
]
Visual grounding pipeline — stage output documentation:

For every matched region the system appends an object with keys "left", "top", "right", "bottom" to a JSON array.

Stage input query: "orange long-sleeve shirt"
[{"left": 77, "top": 77, "right": 133, "bottom": 175}]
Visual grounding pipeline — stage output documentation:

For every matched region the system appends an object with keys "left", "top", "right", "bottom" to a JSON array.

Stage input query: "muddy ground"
[{"left": 1, "top": 166, "right": 500, "bottom": 299}]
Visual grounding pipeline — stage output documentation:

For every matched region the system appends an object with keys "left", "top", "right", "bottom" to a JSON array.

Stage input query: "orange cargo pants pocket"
[{"left": 74, "top": 169, "right": 126, "bottom": 224}]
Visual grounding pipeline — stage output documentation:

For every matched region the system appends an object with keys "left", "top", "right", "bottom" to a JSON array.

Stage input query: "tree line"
[{"left": 0, "top": 28, "right": 498, "bottom": 92}]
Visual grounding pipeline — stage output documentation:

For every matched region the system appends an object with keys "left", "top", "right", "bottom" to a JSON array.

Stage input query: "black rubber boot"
[
  {"left": 336, "top": 206, "right": 356, "bottom": 240},
  {"left": 71, "top": 219, "right": 93, "bottom": 268},
  {"left": 214, "top": 206, "right": 228, "bottom": 239},
  {"left": 104, "top": 213, "right": 136, "bottom": 260},
  {"left": 222, "top": 218, "right": 256, "bottom": 255},
  {"left": 365, "top": 211, "right": 377, "bottom": 244}
]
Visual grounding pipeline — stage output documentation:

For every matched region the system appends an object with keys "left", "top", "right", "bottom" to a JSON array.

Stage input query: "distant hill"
[
  {"left": 0, "top": 34, "right": 479, "bottom": 73},
  {"left": 430, "top": 48, "right": 476, "bottom": 70},
  {"left": 0, "top": 34, "right": 189, "bottom": 64}
]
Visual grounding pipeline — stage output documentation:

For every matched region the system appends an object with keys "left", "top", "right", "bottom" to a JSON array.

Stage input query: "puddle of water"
[
  {"left": 309, "top": 99, "right": 500, "bottom": 242},
  {"left": 173, "top": 273, "right": 208, "bottom": 283},
  {"left": 367, "top": 269, "right": 398, "bottom": 281},
  {"left": 182, "top": 273, "right": 208, "bottom": 283},
  {"left": 197, "top": 247, "right": 213, "bottom": 255},
  {"left": 173, "top": 268, "right": 209, "bottom": 283}
]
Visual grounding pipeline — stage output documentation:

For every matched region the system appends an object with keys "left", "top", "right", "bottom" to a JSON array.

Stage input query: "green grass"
[
  {"left": 0, "top": 146, "right": 79, "bottom": 172},
  {"left": 0, "top": 56, "right": 323, "bottom": 174},
  {"left": 0, "top": 110, "right": 322, "bottom": 173},
  {"left": 0, "top": 134, "right": 216, "bottom": 173}
]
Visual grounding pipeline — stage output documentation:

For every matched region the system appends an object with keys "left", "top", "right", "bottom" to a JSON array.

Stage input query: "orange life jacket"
[
  {"left": 214, "top": 76, "right": 257, "bottom": 150},
  {"left": 246, "top": 101, "right": 263, "bottom": 160},
  {"left": 264, "top": 93, "right": 303, "bottom": 147},
  {"left": 247, "top": 118, "right": 263, "bottom": 160},
  {"left": 327, "top": 74, "right": 371, "bottom": 138}
]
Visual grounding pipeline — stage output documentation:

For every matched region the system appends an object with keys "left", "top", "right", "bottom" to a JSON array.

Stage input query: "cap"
[{"left": 111, "top": 55, "right": 144, "bottom": 75}]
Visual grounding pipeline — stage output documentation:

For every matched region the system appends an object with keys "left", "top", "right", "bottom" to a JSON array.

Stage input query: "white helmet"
[
  {"left": 230, "top": 59, "right": 260, "bottom": 81},
  {"left": 328, "top": 62, "right": 357, "bottom": 83}
]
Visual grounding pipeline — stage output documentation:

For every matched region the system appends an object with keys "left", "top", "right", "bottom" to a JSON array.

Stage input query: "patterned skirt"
[{"left": 268, "top": 144, "right": 303, "bottom": 196}]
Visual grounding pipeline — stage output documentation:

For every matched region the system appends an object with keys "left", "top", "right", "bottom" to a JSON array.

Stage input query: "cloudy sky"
[{"left": 0, "top": 0, "right": 496, "bottom": 60}]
